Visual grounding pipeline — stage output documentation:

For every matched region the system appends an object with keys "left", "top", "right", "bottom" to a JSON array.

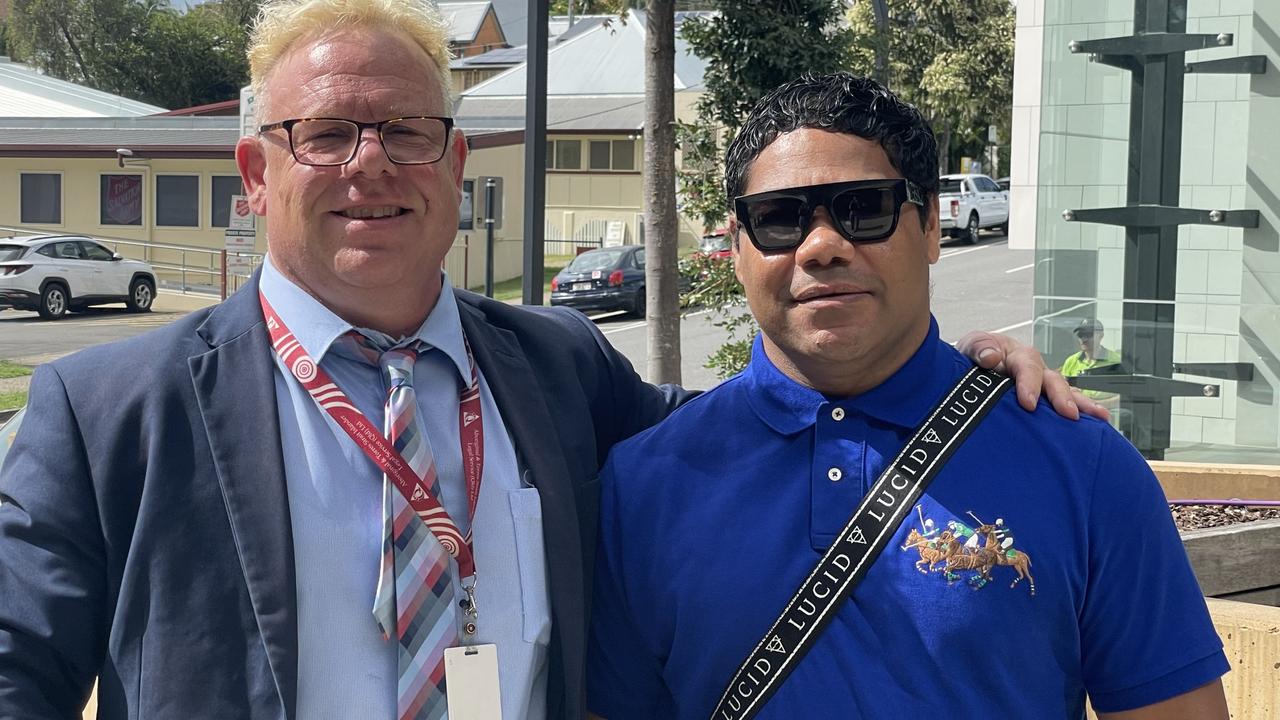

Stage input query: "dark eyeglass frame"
[
  {"left": 734, "top": 178, "right": 927, "bottom": 252},
  {"left": 257, "top": 116, "right": 455, "bottom": 166}
]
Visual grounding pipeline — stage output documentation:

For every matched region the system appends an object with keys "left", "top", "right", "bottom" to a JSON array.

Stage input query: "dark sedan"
[{"left": 550, "top": 245, "right": 648, "bottom": 316}]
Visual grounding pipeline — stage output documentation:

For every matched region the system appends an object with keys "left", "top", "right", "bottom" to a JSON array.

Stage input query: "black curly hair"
[{"left": 724, "top": 72, "right": 939, "bottom": 226}]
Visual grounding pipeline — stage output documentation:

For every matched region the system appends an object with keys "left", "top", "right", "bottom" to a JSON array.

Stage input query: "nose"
[
  {"left": 794, "top": 206, "right": 856, "bottom": 267},
  {"left": 344, "top": 126, "right": 396, "bottom": 176}
]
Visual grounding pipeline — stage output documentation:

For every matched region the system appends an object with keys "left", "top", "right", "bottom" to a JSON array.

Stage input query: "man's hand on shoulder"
[
  {"left": 956, "top": 330, "right": 1111, "bottom": 422},
  {"left": 1096, "top": 679, "right": 1229, "bottom": 720}
]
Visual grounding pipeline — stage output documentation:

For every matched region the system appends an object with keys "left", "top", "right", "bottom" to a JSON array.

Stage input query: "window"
[
  {"left": 20, "top": 173, "right": 61, "bottom": 224},
  {"left": 553, "top": 139, "right": 581, "bottom": 170},
  {"left": 80, "top": 242, "right": 115, "bottom": 261},
  {"left": 211, "top": 176, "right": 245, "bottom": 228},
  {"left": 611, "top": 139, "right": 636, "bottom": 170},
  {"left": 47, "top": 241, "right": 82, "bottom": 259},
  {"left": 156, "top": 175, "right": 199, "bottom": 227},
  {"left": 632, "top": 248, "right": 645, "bottom": 268},
  {"left": 100, "top": 174, "right": 143, "bottom": 226},
  {"left": 589, "top": 141, "right": 612, "bottom": 170}
]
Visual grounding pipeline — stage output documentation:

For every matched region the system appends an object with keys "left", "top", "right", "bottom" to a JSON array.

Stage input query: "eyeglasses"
[
  {"left": 258, "top": 116, "right": 454, "bottom": 166},
  {"left": 734, "top": 178, "right": 926, "bottom": 252}
]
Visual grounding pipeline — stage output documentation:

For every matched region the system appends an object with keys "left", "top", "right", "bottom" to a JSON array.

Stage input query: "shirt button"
[
  {"left": 831, "top": 407, "right": 846, "bottom": 421},
  {"left": 828, "top": 467, "right": 843, "bottom": 482}
]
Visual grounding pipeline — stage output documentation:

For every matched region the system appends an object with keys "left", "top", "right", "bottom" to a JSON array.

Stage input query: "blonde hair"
[{"left": 248, "top": 0, "right": 454, "bottom": 118}]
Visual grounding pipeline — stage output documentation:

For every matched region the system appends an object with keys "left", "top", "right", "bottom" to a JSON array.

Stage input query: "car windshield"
[
  {"left": 699, "top": 235, "right": 730, "bottom": 253},
  {"left": 0, "top": 245, "right": 27, "bottom": 262},
  {"left": 938, "top": 178, "right": 964, "bottom": 194},
  {"left": 567, "top": 248, "right": 626, "bottom": 272}
]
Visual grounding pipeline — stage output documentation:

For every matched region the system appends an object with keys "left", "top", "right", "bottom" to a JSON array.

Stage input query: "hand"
[{"left": 956, "top": 331, "right": 1111, "bottom": 422}]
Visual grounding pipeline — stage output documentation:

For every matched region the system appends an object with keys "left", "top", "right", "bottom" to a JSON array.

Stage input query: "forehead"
[
  {"left": 742, "top": 129, "right": 900, "bottom": 195},
  {"left": 265, "top": 28, "right": 444, "bottom": 119}
]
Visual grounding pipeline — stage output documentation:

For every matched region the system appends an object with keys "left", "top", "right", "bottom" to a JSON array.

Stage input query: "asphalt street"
[{"left": 0, "top": 230, "right": 1032, "bottom": 392}]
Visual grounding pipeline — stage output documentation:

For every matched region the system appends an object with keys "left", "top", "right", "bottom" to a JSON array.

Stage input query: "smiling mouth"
[{"left": 336, "top": 206, "right": 409, "bottom": 219}]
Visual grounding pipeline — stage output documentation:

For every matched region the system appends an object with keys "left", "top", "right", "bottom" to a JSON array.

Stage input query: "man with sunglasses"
[
  {"left": 0, "top": 2, "right": 1102, "bottom": 717},
  {"left": 586, "top": 73, "right": 1228, "bottom": 720}
]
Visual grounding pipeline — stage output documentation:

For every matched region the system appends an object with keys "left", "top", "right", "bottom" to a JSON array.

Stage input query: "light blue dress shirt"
[{"left": 260, "top": 258, "right": 550, "bottom": 719}]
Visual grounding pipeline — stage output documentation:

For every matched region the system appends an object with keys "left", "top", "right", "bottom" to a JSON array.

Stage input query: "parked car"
[
  {"left": 936, "top": 173, "right": 1009, "bottom": 244},
  {"left": 697, "top": 229, "right": 732, "bottom": 260},
  {"left": 0, "top": 406, "right": 25, "bottom": 470},
  {"left": 0, "top": 234, "right": 157, "bottom": 319},
  {"left": 550, "top": 245, "right": 651, "bottom": 317}
]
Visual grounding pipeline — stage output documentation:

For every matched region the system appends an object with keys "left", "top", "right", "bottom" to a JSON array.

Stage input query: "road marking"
[
  {"left": 1004, "top": 263, "right": 1035, "bottom": 274},
  {"left": 599, "top": 308, "right": 711, "bottom": 335},
  {"left": 940, "top": 240, "right": 1006, "bottom": 259},
  {"left": 988, "top": 300, "right": 1094, "bottom": 335}
]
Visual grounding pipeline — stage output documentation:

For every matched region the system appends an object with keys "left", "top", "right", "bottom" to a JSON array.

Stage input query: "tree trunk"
[
  {"left": 643, "top": 0, "right": 681, "bottom": 385},
  {"left": 937, "top": 118, "right": 952, "bottom": 175}
]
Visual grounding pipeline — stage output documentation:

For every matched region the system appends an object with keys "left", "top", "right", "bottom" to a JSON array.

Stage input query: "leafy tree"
[
  {"left": 676, "top": 0, "right": 854, "bottom": 378},
  {"left": 846, "top": 0, "right": 1015, "bottom": 175},
  {"left": 9, "top": 0, "right": 253, "bottom": 109}
]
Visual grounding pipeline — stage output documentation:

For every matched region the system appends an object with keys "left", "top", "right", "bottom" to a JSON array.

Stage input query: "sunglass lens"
[
  {"left": 748, "top": 197, "right": 807, "bottom": 250},
  {"left": 831, "top": 187, "right": 897, "bottom": 241}
]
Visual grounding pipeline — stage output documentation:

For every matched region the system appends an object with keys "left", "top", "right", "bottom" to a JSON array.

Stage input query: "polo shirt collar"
[
  {"left": 744, "top": 316, "right": 957, "bottom": 434},
  {"left": 259, "top": 256, "right": 471, "bottom": 383}
]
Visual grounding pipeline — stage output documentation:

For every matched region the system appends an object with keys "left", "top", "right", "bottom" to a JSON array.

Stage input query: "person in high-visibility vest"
[{"left": 1060, "top": 319, "right": 1122, "bottom": 404}]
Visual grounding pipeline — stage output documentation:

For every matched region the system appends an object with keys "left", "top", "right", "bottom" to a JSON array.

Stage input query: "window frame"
[
  {"left": 211, "top": 175, "right": 246, "bottom": 229},
  {"left": 98, "top": 172, "right": 146, "bottom": 227},
  {"left": 19, "top": 172, "right": 65, "bottom": 226}
]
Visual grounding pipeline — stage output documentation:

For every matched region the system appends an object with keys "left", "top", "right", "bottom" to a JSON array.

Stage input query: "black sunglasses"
[{"left": 734, "top": 178, "right": 926, "bottom": 252}]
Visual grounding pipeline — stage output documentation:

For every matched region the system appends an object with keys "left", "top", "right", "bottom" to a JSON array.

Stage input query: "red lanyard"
[{"left": 260, "top": 293, "right": 484, "bottom": 578}]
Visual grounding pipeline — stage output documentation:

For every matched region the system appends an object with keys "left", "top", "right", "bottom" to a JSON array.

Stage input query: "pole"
[
  {"left": 485, "top": 177, "right": 496, "bottom": 298},
  {"left": 522, "top": 0, "right": 549, "bottom": 306}
]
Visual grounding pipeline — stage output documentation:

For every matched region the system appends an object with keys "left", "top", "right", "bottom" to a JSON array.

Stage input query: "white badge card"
[{"left": 444, "top": 644, "right": 503, "bottom": 720}]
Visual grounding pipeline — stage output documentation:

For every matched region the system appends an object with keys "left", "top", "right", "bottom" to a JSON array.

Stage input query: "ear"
[
  {"left": 923, "top": 197, "right": 941, "bottom": 265},
  {"left": 729, "top": 216, "right": 746, "bottom": 285},
  {"left": 447, "top": 129, "right": 468, "bottom": 192},
  {"left": 235, "top": 136, "right": 269, "bottom": 216}
]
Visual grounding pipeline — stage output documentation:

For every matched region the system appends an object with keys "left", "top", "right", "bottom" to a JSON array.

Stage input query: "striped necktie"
[{"left": 341, "top": 332, "right": 457, "bottom": 720}]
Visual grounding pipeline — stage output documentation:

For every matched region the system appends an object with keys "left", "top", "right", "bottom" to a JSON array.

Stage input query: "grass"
[
  {"left": 469, "top": 255, "right": 572, "bottom": 303},
  {"left": 0, "top": 360, "right": 33, "bottom": 380},
  {"left": 0, "top": 390, "right": 27, "bottom": 411}
]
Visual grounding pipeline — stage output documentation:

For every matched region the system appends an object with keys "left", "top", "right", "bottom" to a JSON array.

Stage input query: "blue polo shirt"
[{"left": 587, "top": 318, "right": 1227, "bottom": 719}]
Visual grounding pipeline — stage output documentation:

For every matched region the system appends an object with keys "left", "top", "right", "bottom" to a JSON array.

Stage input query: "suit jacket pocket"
[{"left": 508, "top": 487, "right": 552, "bottom": 645}]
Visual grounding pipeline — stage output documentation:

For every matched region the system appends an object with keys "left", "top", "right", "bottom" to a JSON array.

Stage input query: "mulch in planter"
[{"left": 1171, "top": 504, "right": 1280, "bottom": 532}]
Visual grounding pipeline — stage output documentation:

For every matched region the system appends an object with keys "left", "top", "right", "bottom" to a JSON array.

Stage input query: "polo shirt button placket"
[{"left": 831, "top": 407, "right": 846, "bottom": 421}]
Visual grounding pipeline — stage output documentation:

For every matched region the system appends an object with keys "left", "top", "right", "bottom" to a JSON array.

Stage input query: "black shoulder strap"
[{"left": 710, "top": 366, "right": 1012, "bottom": 720}]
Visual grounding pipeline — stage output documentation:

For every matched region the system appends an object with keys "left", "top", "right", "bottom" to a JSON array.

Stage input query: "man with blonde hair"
[{"left": 0, "top": 1, "right": 1092, "bottom": 717}]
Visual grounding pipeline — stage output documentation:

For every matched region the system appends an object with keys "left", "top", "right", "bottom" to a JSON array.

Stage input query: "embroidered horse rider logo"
[
  {"left": 767, "top": 636, "right": 786, "bottom": 654},
  {"left": 900, "top": 506, "right": 1035, "bottom": 596}
]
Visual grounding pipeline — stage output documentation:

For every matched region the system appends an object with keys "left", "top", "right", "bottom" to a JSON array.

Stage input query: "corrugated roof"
[
  {"left": 439, "top": 1, "right": 493, "bottom": 43},
  {"left": 450, "top": 45, "right": 525, "bottom": 69},
  {"left": 0, "top": 116, "right": 237, "bottom": 149},
  {"left": 460, "top": 9, "right": 707, "bottom": 98},
  {"left": 0, "top": 57, "right": 166, "bottom": 117},
  {"left": 455, "top": 95, "right": 644, "bottom": 133}
]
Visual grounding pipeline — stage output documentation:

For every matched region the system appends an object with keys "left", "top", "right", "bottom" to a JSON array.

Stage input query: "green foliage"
[
  {"left": 846, "top": 0, "right": 1015, "bottom": 174},
  {"left": 0, "top": 361, "right": 34, "bottom": 380},
  {"left": 9, "top": 0, "right": 254, "bottom": 109},
  {"left": 676, "top": 0, "right": 854, "bottom": 376}
]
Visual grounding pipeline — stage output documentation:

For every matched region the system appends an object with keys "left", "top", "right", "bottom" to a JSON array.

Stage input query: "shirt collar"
[
  {"left": 259, "top": 256, "right": 471, "bottom": 382},
  {"left": 743, "top": 316, "right": 964, "bottom": 434}
]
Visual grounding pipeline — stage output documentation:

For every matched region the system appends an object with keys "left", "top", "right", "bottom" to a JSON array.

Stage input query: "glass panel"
[
  {"left": 211, "top": 176, "right": 244, "bottom": 228},
  {"left": 20, "top": 173, "right": 61, "bottom": 224},
  {"left": 100, "top": 174, "right": 143, "bottom": 226},
  {"left": 555, "top": 140, "right": 581, "bottom": 170},
  {"left": 546, "top": 140, "right": 555, "bottom": 169},
  {"left": 589, "top": 140, "right": 611, "bottom": 170},
  {"left": 80, "top": 242, "right": 114, "bottom": 261},
  {"left": 0, "top": 245, "right": 27, "bottom": 261},
  {"left": 156, "top": 175, "right": 199, "bottom": 227},
  {"left": 612, "top": 140, "right": 636, "bottom": 171}
]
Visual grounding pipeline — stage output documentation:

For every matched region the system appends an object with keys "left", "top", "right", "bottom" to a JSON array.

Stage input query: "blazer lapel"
[
  {"left": 189, "top": 278, "right": 299, "bottom": 720},
  {"left": 456, "top": 298, "right": 585, "bottom": 715}
]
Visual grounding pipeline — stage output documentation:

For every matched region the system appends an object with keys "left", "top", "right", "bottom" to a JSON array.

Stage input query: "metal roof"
[
  {"left": 450, "top": 45, "right": 526, "bottom": 69},
  {"left": 455, "top": 95, "right": 645, "bottom": 133},
  {"left": 0, "top": 116, "right": 238, "bottom": 154},
  {"left": 439, "top": 1, "right": 495, "bottom": 44},
  {"left": 0, "top": 57, "right": 166, "bottom": 117},
  {"left": 460, "top": 9, "right": 708, "bottom": 98}
]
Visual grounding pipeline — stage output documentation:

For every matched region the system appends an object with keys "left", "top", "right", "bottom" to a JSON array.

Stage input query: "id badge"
[{"left": 444, "top": 644, "right": 503, "bottom": 719}]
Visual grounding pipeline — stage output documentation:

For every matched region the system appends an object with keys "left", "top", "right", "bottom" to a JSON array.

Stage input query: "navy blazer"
[{"left": 0, "top": 275, "right": 686, "bottom": 719}]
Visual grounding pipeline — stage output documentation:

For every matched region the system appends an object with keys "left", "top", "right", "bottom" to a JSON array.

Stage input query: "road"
[{"left": 0, "top": 231, "right": 1033, "bottom": 390}]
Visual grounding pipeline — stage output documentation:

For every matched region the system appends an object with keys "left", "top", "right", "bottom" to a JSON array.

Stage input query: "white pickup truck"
[{"left": 937, "top": 173, "right": 1009, "bottom": 244}]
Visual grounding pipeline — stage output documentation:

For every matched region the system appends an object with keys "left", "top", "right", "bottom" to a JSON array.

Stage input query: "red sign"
[{"left": 105, "top": 175, "right": 142, "bottom": 225}]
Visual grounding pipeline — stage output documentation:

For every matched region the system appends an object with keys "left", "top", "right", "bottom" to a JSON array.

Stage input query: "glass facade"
[{"left": 1019, "top": 0, "right": 1279, "bottom": 463}]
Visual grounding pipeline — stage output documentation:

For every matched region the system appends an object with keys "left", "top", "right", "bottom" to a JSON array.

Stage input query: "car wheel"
[
  {"left": 38, "top": 283, "right": 68, "bottom": 320},
  {"left": 127, "top": 277, "right": 155, "bottom": 313},
  {"left": 630, "top": 287, "right": 647, "bottom": 318},
  {"left": 965, "top": 213, "right": 980, "bottom": 245}
]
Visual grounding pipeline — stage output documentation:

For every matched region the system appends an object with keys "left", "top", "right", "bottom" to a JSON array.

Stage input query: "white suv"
[{"left": 0, "top": 235, "right": 157, "bottom": 320}]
